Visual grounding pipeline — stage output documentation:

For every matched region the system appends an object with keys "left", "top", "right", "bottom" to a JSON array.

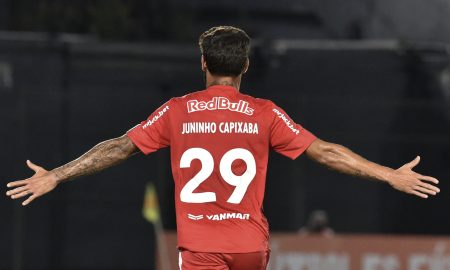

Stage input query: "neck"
[{"left": 205, "top": 72, "right": 242, "bottom": 90}]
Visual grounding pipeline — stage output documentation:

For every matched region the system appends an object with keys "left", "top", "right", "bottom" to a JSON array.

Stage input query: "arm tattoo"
[{"left": 52, "top": 135, "right": 139, "bottom": 183}]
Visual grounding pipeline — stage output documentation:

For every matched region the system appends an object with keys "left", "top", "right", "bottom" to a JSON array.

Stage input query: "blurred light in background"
[
  {"left": 440, "top": 66, "right": 450, "bottom": 99},
  {"left": 0, "top": 61, "right": 13, "bottom": 92}
]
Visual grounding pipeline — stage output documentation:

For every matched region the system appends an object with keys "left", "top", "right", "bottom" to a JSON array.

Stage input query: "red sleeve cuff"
[
  {"left": 285, "top": 129, "right": 317, "bottom": 160},
  {"left": 126, "top": 126, "right": 151, "bottom": 155}
]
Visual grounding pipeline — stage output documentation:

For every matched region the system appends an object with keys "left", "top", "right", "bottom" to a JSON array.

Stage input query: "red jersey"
[{"left": 127, "top": 85, "right": 316, "bottom": 253}]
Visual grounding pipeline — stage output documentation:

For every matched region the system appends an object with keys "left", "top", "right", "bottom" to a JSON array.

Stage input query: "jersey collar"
[{"left": 206, "top": 85, "right": 239, "bottom": 94}]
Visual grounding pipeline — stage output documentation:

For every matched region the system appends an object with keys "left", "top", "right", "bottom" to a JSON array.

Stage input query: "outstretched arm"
[
  {"left": 6, "top": 134, "right": 139, "bottom": 206},
  {"left": 305, "top": 139, "right": 440, "bottom": 198}
]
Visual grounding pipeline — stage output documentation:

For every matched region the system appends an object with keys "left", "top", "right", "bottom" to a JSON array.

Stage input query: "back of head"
[{"left": 199, "top": 26, "right": 251, "bottom": 77}]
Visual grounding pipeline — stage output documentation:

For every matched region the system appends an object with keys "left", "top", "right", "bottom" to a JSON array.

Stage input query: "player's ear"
[
  {"left": 201, "top": 55, "right": 207, "bottom": 72},
  {"left": 242, "top": 58, "right": 249, "bottom": 74}
]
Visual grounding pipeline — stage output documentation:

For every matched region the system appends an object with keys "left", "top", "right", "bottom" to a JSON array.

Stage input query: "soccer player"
[{"left": 6, "top": 26, "right": 439, "bottom": 270}]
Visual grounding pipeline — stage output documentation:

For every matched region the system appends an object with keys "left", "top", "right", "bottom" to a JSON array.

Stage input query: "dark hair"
[{"left": 199, "top": 26, "right": 250, "bottom": 77}]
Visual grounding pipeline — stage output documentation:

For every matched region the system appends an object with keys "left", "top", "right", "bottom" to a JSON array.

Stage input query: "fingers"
[
  {"left": 7, "top": 186, "right": 39, "bottom": 206},
  {"left": 7, "top": 180, "right": 27, "bottom": 188},
  {"left": 6, "top": 182, "right": 36, "bottom": 205},
  {"left": 406, "top": 156, "right": 421, "bottom": 169},
  {"left": 417, "top": 181, "right": 440, "bottom": 193},
  {"left": 6, "top": 185, "right": 28, "bottom": 197},
  {"left": 411, "top": 190, "right": 428, "bottom": 199},
  {"left": 22, "top": 195, "right": 37, "bottom": 206},
  {"left": 410, "top": 178, "right": 440, "bottom": 198},
  {"left": 10, "top": 190, "right": 32, "bottom": 199},
  {"left": 417, "top": 174, "right": 439, "bottom": 184},
  {"left": 7, "top": 160, "right": 44, "bottom": 187},
  {"left": 413, "top": 185, "right": 438, "bottom": 196},
  {"left": 27, "top": 160, "right": 42, "bottom": 173}
]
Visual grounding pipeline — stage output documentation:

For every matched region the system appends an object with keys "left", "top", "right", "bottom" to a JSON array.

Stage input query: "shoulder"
[
  {"left": 237, "top": 92, "right": 279, "bottom": 122},
  {"left": 238, "top": 92, "right": 275, "bottom": 108},
  {"left": 170, "top": 89, "right": 208, "bottom": 104},
  {"left": 176, "top": 89, "right": 208, "bottom": 100},
  {"left": 163, "top": 90, "right": 205, "bottom": 105}
]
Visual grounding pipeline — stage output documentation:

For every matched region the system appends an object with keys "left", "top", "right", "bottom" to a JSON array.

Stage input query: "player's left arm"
[
  {"left": 6, "top": 134, "right": 140, "bottom": 205},
  {"left": 305, "top": 139, "right": 440, "bottom": 198}
]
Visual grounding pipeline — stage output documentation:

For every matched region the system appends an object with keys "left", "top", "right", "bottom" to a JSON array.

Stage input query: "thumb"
[
  {"left": 27, "top": 160, "right": 42, "bottom": 173},
  {"left": 405, "top": 156, "right": 420, "bottom": 169}
]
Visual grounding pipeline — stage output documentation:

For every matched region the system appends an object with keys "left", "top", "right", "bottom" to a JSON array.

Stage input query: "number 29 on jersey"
[{"left": 179, "top": 148, "right": 256, "bottom": 204}]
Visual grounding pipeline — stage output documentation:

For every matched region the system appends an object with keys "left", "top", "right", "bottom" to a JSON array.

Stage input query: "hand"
[
  {"left": 6, "top": 160, "right": 59, "bottom": 206},
  {"left": 388, "top": 156, "right": 440, "bottom": 199}
]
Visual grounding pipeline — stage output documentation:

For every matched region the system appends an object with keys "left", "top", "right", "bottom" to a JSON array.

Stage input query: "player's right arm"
[
  {"left": 305, "top": 139, "right": 440, "bottom": 199},
  {"left": 268, "top": 102, "right": 439, "bottom": 199},
  {"left": 6, "top": 134, "right": 139, "bottom": 206}
]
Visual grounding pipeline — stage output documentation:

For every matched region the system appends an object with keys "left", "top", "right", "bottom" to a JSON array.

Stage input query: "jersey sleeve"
[
  {"left": 269, "top": 102, "right": 317, "bottom": 160},
  {"left": 126, "top": 100, "right": 171, "bottom": 155}
]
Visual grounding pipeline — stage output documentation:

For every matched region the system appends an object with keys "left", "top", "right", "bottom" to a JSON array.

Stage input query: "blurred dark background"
[{"left": 0, "top": 0, "right": 449, "bottom": 269}]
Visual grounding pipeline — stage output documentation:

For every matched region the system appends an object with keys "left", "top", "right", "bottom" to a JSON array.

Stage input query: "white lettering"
[
  {"left": 182, "top": 122, "right": 217, "bottom": 134},
  {"left": 272, "top": 108, "right": 300, "bottom": 135},
  {"left": 143, "top": 105, "right": 169, "bottom": 129},
  {"left": 187, "top": 97, "right": 254, "bottom": 115},
  {"left": 204, "top": 212, "right": 250, "bottom": 221},
  {"left": 182, "top": 122, "right": 258, "bottom": 134}
]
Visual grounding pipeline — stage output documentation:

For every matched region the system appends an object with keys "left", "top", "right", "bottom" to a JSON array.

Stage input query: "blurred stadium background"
[{"left": 0, "top": 0, "right": 449, "bottom": 269}]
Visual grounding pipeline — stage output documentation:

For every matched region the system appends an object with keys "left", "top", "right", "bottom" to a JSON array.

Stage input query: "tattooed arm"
[
  {"left": 305, "top": 139, "right": 440, "bottom": 198},
  {"left": 6, "top": 134, "right": 139, "bottom": 206},
  {"left": 53, "top": 135, "right": 138, "bottom": 181}
]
